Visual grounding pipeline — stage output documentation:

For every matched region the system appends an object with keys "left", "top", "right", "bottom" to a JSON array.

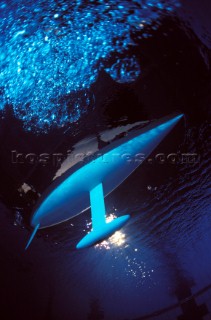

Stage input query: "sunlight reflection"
[{"left": 95, "top": 213, "right": 127, "bottom": 250}]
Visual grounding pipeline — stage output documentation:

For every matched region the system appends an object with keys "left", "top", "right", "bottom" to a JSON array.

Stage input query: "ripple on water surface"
[{"left": 0, "top": 0, "right": 180, "bottom": 132}]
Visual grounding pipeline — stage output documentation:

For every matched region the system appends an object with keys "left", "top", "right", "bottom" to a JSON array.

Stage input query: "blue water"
[
  {"left": 0, "top": 1, "right": 211, "bottom": 320},
  {"left": 0, "top": 0, "right": 179, "bottom": 132}
]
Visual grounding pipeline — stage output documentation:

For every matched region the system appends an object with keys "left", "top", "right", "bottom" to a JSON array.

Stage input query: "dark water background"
[{"left": 0, "top": 1, "right": 211, "bottom": 319}]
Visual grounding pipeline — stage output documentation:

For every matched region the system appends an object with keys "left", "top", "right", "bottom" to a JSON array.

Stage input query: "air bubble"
[{"left": 0, "top": 0, "right": 180, "bottom": 133}]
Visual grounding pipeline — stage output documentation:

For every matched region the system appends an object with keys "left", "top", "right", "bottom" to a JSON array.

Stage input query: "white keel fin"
[{"left": 76, "top": 183, "right": 130, "bottom": 249}]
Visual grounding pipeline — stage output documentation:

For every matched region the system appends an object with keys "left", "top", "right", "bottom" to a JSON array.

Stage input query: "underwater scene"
[{"left": 0, "top": 0, "right": 210, "bottom": 319}]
